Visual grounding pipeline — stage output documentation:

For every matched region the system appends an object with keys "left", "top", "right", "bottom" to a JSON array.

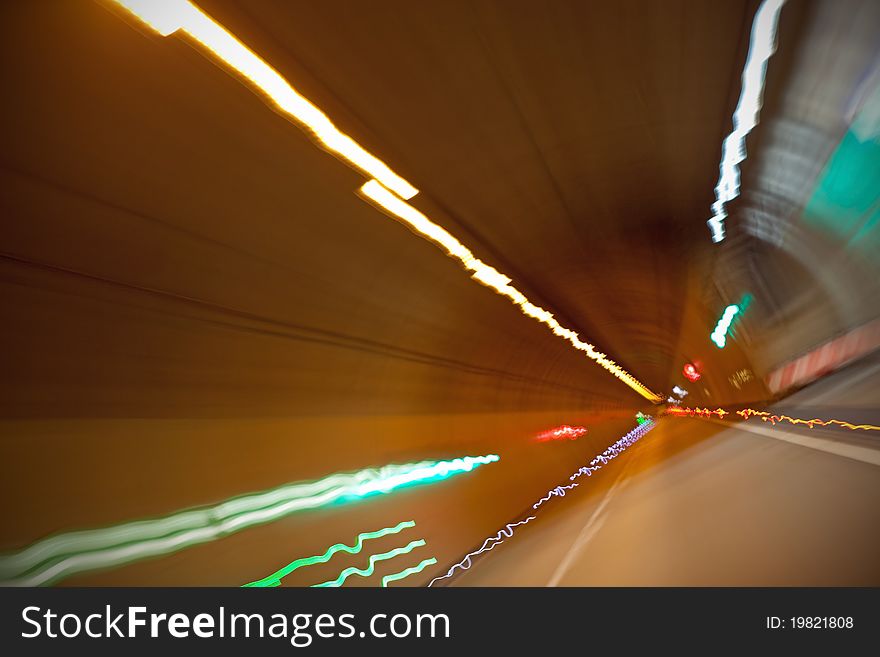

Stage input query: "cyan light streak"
[
  {"left": 711, "top": 294, "right": 752, "bottom": 347},
  {"left": 382, "top": 557, "right": 438, "bottom": 587},
  {"left": 428, "top": 421, "right": 655, "bottom": 586},
  {"left": 355, "top": 455, "right": 499, "bottom": 496},
  {"left": 312, "top": 540, "right": 426, "bottom": 587},
  {"left": 243, "top": 520, "right": 416, "bottom": 587},
  {"left": 711, "top": 304, "right": 740, "bottom": 348},
  {"left": 0, "top": 454, "right": 498, "bottom": 587}
]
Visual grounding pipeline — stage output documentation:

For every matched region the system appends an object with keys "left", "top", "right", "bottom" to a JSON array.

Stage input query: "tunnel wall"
[{"left": 0, "top": 1, "right": 655, "bottom": 584}]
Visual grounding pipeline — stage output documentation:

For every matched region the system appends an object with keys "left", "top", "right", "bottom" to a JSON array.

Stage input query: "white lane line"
[
  {"left": 546, "top": 450, "right": 638, "bottom": 587},
  {"left": 804, "top": 359, "right": 880, "bottom": 404},
  {"left": 708, "top": 419, "right": 880, "bottom": 467}
]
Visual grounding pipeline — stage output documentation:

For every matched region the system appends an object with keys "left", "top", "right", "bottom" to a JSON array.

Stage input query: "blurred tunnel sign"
[{"left": 729, "top": 369, "right": 754, "bottom": 390}]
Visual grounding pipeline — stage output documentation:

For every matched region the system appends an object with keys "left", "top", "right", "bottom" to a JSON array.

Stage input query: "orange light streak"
[
  {"left": 361, "top": 181, "right": 662, "bottom": 402},
  {"left": 666, "top": 406, "right": 729, "bottom": 419},
  {"left": 109, "top": 0, "right": 662, "bottom": 403},
  {"left": 667, "top": 406, "right": 880, "bottom": 432},
  {"left": 111, "top": 0, "right": 417, "bottom": 199},
  {"left": 735, "top": 409, "right": 880, "bottom": 432}
]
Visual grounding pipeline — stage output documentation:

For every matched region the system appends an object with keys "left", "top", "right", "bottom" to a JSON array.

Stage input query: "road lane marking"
[
  {"left": 546, "top": 448, "right": 640, "bottom": 587},
  {"left": 805, "top": 359, "right": 880, "bottom": 404},
  {"left": 709, "top": 419, "right": 880, "bottom": 467}
]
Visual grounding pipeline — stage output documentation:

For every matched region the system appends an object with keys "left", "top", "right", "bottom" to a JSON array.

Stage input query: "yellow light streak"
[
  {"left": 668, "top": 406, "right": 880, "bottom": 432},
  {"left": 361, "top": 180, "right": 662, "bottom": 402},
  {"left": 736, "top": 409, "right": 880, "bottom": 432},
  {"left": 112, "top": 0, "right": 417, "bottom": 200},
  {"left": 109, "top": 0, "right": 660, "bottom": 402}
]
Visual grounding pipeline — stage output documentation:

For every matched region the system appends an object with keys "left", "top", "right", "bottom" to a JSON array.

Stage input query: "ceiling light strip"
[
  {"left": 110, "top": 0, "right": 659, "bottom": 402},
  {"left": 707, "top": 0, "right": 786, "bottom": 243},
  {"left": 112, "top": 0, "right": 417, "bottom": 200},
  {"left": 361, "top": 181, "right": 661, "bottom": 402}
]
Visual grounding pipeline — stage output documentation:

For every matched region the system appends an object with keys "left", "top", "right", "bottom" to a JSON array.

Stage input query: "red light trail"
[
  {"left": 534, "top": 425, "right": 588, "bottom": 442},
  {"left": 682, "top": 363, "right": 701, "bottom": 382}
]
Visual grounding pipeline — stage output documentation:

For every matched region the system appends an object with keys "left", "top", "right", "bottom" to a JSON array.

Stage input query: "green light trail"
[
  {"left": 382, "top": 557, "right": 438, "bottom": 587},
  {"left": 312, "top": 540, "right": 426, "bottom": 587},
  {"left": 243, "top": 520, "right": 416, "bottom": 587},
  {"left": 0, "top": 454, "right": 499, "bottom": 587}
]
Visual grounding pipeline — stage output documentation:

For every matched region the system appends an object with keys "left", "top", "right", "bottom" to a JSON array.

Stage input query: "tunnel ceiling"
[
  {"left": 0, "top": 0, "right": 759, "bottom": 415},
  {"left": 195, "top": 0, "right": 755, "bottom": 393}
]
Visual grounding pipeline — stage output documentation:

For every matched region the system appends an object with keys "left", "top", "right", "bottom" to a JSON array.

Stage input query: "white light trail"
[{"left": 707, "top": 0, "right": 786, "bottom": 243}]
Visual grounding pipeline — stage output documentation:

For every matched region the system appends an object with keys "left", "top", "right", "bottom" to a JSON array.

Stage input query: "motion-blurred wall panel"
[{"left": 710, "top": 0, "right": 880, "bottom": 385}]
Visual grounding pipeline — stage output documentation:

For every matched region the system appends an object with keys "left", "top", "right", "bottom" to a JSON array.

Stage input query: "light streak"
[
  {"left": 672, "top": 386, "right": 688, "bottom": 398},
  {"left": 667, "top": 406, "right": 880, "bottom": 432},
  {"left": 426, "top": 518, "right": 535, "bottom": 587},
  {"left": 707, "top": 0, "right": 786, "bottom": 242},
  {"left": 666, "top": 406, "right": 729, "bottom": 419},
  {"left": 533, "top": 484, "right": 580, "bottom": 508},
  {"left": 382, "top": 557, "right": 438, "bottom": 587},
  {"left": 361, "top": 180, "right": 662, "bottom": 402},
  {"left": 243, "top": 520, "right": 415, "bottom": 587},
  {"left": 535, "top": 425, "right": 588, "bottom": 442},
  {"left": 0, "top": 455, "right": 498, "bottom": 586},
  {"left": 428, "top": 421, "right": 655, "bottom": 586},
  {"left": 108, "top": 0, "right": 660, "bottom": 402},
  {"left": 736, "top": 409, "right": 880, "bottom": 432},
  {"left": 711, "top": 304, "right": 740, "bottom": 348},
  {"left": 312, "top": 539, "right": 426, "bottom": 587},
  {"left": 355, "top": 454, "right": 499, "bottom": 496},
  {"left": 567, "top": 421, "right": 655, "bottom": 481},
  {"left": 110, "top": 0, "right": 416, "bottom": 199}
]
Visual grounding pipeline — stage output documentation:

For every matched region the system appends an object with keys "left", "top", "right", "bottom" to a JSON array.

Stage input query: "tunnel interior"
[{"left": 1, "top": 0, "right": 878, "bottom": 587}]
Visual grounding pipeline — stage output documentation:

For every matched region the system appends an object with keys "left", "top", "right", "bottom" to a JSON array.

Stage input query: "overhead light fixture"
[
  {"left": 108, "top": 0, "right": 661, "bottom": 403},
  {"left": 707, "top": 0, "right": 786, "bottom": 243},
  {"left": 111, "top": 0, "right": 418, "bottom": 200},
  {"left": 361, "top": 180, "right": 662, "bottom": 402}
]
